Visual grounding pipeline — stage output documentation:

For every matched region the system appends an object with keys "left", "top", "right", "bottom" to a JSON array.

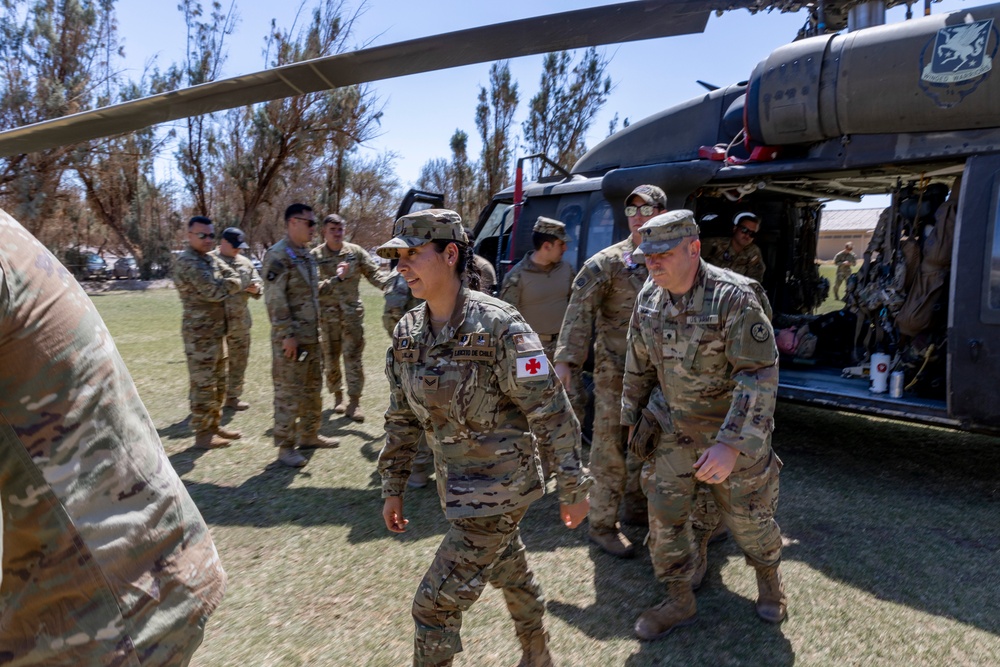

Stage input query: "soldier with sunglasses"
[
  {"left": 700, "top": 211, "right": 766, "bottom": 283},
  {"left": 174, "top": 215, "right": 245, "bottom": 450}
]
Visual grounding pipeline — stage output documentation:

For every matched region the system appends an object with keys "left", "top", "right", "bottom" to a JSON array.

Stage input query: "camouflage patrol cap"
[
  {"left": 628, "top": 184, "right": 667, "bottom": 209},
  {"left": 637, "top": 209, "right": 700, "bottom": 255},
  {"left": 376, "top": 208, "right": 466, "bottom": 259},
  {"left": 532, "top": 216, "right": 568, "bottom": 243}
]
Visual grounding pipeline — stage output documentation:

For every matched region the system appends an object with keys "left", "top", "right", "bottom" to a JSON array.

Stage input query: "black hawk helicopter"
[{"left": 2, "top": 0, "right": 999, "bottom": 432}]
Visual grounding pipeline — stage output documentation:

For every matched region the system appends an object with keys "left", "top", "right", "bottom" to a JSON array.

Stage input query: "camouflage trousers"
[
  {"left": 588, "top": 374, "right": 646, "bottom": 531},
  {"left": 320, "top": 309, "right": 366, "bottom": 398},
  {"left": 641, "top": 440, "right": 783, "bottom": 584},
  {"left": 412, "top": 506, "right": 544, "bottom": 667},
  {"left": 224, "top": 326, "right": 251, "bottom": 400},
  {"left": 834, "top": 272, "right": 850, "bottom": 299},
  {"left": 271, "top": 340, "right": 322, "bottom": 446},
  {"left": 183, "top": 331, "right": 226, "bottom": 434}
]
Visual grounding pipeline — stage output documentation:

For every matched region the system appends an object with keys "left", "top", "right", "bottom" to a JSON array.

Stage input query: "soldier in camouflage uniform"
[
  {"left": 174, "top": 216, "right": 245, "bottom": 449},
  {"left": 211, "top": 226, "right": 263, "bottom": 411},
  {"left": 312, "top": 213, "right": 389, "bottom": 422},
  {"left": 700, "top": 211, "right": 766, "bottom": 283},
  {"left": 621, "top": 210, "right": 786, "bottom": 640},
  {"left": 833, "top": 241, "right": 857, "bottom": 300},
  {"left": 264, "top": 204, "right": 340, "bottom": 468},
  {"left": 0, "top": 210, "right": 226, "bottom": 665},
  {"left": 553, "top": 184, "right": 664, "bottom": 559},
  {"left": 377, "top": 209, "right": 592, "bottom": 667}
]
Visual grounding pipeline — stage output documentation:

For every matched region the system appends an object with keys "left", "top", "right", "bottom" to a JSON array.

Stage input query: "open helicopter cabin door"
[{"left": 948, "top": 155, "right": 1000, "bottom": 430}]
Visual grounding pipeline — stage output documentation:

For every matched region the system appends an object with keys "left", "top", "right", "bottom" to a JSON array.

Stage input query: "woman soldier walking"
[{"left": 376, "top": 209, "right": 592, "bottom": 667}]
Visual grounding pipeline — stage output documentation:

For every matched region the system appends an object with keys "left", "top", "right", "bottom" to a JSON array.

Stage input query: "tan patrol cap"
[
  {"left": 637, "top": 209, "right": 700, "bottom": 255},
  {"left": 376, "top": 208, "right": 466, "bottom": 259},
  {"left": 532, "top": 216, "right": 568, "bottom": 243},
  {"left": 627, "top": 184, "right": 667, "bottom": 209}
]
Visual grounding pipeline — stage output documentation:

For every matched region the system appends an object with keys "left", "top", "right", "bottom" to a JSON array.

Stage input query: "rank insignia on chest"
[
  {"left": 458, "top": 333, "right": 471, "bottom": 345},
  {"left": 420, "top": 375, "right": 439, "bottom": 390},
  {"left": 399, "top": 337, "right": 411, "bottom": 349},
  {"left": 516, "top": 354, "right": 548, "bottom": 380},
  {"left": 664, "top": 329, "right": 677, "bottom": 345},
  {"left": 473, "top": 333, "right": 491, "bottom": 347}
]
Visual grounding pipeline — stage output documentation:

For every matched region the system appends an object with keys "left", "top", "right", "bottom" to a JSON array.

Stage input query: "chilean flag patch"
[{"left": 516, "top": 354, "right": 549, "bottom": 380}]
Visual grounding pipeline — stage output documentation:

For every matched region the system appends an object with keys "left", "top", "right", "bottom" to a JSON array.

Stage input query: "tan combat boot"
[
  {"left": 634, "top": 580, "right": 698, "bottom": 640},
  {"left": 691, "top": 525, "right": 713, "bottom": 591},
  {"left": 345, "top": 397, "right": 365, "bottom": 422},
  {"left": 225, "top": 397, "right": 250, "bottom": 411},
  {"left": 588, "top": 526, "right": 635, "bottom": 558},
  {"left": 755, "top": 564, "right": 787, "bottom": 623},
  {"left": 193, "top": 432, "right": 231, "bottom": 450},
  {"left": 515, "top": 629, "right": 553, "bottom": 667},
  {"left": 297, "top": 434, "right": 340, "bottom": 449},
  {"left": 215, "top": 426, "right": 242, "bottom": 440},
  {"left": 277, "top": 446, "right": 307, "bottom": 468},
  {"left": 333, "top": 392, "right": 347, "bottom": 413}
]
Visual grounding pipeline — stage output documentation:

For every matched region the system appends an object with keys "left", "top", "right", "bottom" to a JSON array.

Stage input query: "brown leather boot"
[
  {"left": 691, "top": 525, "right": 713, "bottom": 591},
  {"left": 277, "top": 446, "right": 307, "bottom": 468},
  {"left": 193, "top": 432, "right": 231, "bottom": 449},
  {"left": 634, "top": 580, "right": 698, "bottom": 641},
  {"left": 345, "top": 397, "right": 365, "bottom": 422},
  {"left": 515, "top": 629, "right": 553, "bottom": 667},
  {"left": 333, "top": 392, "right": 346, "bottom": 413},
  {"left": 755, "top": 564, "right": 787, "bottom": 623},
  {"left": 215, "top": 426, "right": 242, "bottom": 440},
  {"left": 620, "top": 501, "right": 649, "bottom": 527},
  {"left": 297, "top": 434, "right": 340, "bottom": 449},
  {"left": 588, "top": 526, "right": 635, "bottom": 558},
  {"left": 225, "top": 397, "right": 250, "bottom": 411}
]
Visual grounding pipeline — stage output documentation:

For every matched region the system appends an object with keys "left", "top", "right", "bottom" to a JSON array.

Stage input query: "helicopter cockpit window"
[
  {"left": 584, "top": 199, "right": 615, "bottom": 261},
  {"left": 989, "top": 202, "right": 1000, "bottom": 310},
  {"left": 556, "top": 201, "right": 585, "bottom": 267}
]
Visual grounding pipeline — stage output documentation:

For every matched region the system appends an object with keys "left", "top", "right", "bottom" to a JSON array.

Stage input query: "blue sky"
[{"left": 115, "top": 0, "right": 971, "bottom": 202}]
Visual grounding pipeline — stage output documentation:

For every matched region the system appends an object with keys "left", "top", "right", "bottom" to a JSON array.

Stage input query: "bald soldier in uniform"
[
  {"left": 0, "top": 211, "right": 226, "bottom": 665},
  {"left": 312, "top": 213, "right": 389, "bottom": 422},
  {"left": 264, "top": 204, "right": 340, "bottom": 468},
  {"left": 700, "top": 211, "right": 766, "bottom": 283},
  {"left": 174, "top": 215, "right": 244, "bottom": 449},
  {"left": 622, "top": 210, "right": 785, "bottom": 640},
  {"left": 211, "top": 226, "right": 263, "bottom": 411}
]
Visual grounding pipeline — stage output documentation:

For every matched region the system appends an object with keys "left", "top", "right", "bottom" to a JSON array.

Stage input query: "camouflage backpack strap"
[{"left": 572, "top": 256, "right": 607, "bottom": 299}]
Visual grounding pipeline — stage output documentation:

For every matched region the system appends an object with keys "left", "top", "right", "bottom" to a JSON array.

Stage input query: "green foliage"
[{"left": 475, "top": 61, "right": 518, "bottom": 202}]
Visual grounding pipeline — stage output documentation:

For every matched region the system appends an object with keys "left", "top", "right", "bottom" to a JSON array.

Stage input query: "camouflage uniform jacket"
[
  {"left": 211, "top": 249, "right": 263, "bottom": 333},
  {"left": 833, "top": 249, "right": 858, "bottom": 278},
  {"left": 311, "top": 241, "right": 389, "bottom": 314},
  {"left": 380, "top": 287, "right": 592, "bottom": 519},
  {"left": 0, "top": 212, "right": 226, "bottom": 663},
  {"left": 554, "top": 236, "right": 648, "bottom": 370},
  {"left": 173, "top": 246, "right": 243, "bottom": 337},
  {"left": 499, "top": 252, "right": 574, "bottom": 336},
  {"left": 382, "top": 270, "right": 421, "bottom": 335},
  {"left": 263, "top": 236, "right": 321, "bottom": 344},
  {"left": 700, "top": 237, "right": 766, "bottom": 283},
  {"left": 621, "top": 260, "right": 778, "bottom": 460}
]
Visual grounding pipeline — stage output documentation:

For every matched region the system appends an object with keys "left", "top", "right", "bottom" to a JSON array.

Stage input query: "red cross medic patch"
[{"left": 516, "top": 354, "right": 549, "bottom": 380}]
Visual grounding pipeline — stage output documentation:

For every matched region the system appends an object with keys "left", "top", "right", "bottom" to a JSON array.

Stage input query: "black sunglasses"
[
  {"left": 190, "top": 231, "right": 215, "bottom": 240},
  {"left": 291, "top": 217, "right": 317, "bottom": 227},
  {"left": 736, "top": 225, "right": 757, "bottom": 238}
]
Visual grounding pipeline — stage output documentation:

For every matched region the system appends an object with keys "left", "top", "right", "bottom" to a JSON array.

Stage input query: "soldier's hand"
[
  {"left": 282, "top": 336, "right": 298, "bottom": 359},
  {"left": 554, "top": 362, "right": 573, "bottom": 390},
  {"left": 246, "top": 283, "right": 261, "bottom": 295},
  {"left": 383, "top": 496, "right": 408, "bottom": 533},
  {"left": 560, "top": 498, "right": 589, "bottom": 529},
  {"left": 693, "top": 443, "right": 740, "bottom": 484},
  {"left": 336, "top": 261, "right": 350, "bottom": 279}
]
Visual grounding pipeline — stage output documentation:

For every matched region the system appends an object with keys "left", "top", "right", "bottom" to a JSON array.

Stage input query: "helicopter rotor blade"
[{"left": 0, "top": 0, "right": 717, "bottom": 157}]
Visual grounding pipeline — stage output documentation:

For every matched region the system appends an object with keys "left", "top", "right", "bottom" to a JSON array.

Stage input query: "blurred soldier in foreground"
[
  {"left": 0, "top": 211, "right": 226, "bottom": 665},
  {"left": 833, "top": 241, "right": 857, "bottom": 300},
  {"left": 212, "top": 226, "right": 263, "bottom": 410},
  {"left": 700, "top": 211, "right": 766, "bottom": 283},
  {"left": 312, "top": 213, "right": 389, "bottom": 422},
  {"left": 377, "top": 209, "right": 591, "bottom": 667},
  {"left": 174, "top": 215, "right": 244, "bottom": 449},
  {"left": 501, "top": 216, "right": 575, "bottom": 477},
  {"left": 554, "top": 184, "right": 662, "bottom": 559},
  {"left": 264, "top": 204, "right": 340, "bottom": 468},
  {"left": 622, "top": 210, "right": 785, "bottom": 640}
]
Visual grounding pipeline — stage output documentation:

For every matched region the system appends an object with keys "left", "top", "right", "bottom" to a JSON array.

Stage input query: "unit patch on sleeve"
[
  {"left": 516, "top": 354, "right": 549, "bottom": 380},
  {"left": 511, "top": 332, "right": 543, "bottom": 354}
]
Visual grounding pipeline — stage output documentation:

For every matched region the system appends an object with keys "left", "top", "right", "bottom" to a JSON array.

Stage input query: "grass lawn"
[{"left": 91, "top": 284, "right": 1000, "bottom": 667}]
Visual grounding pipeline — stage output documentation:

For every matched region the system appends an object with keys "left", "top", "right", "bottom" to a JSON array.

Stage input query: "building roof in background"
[{"left": 820, "top": 208, "right": 881, "bottom": 232}]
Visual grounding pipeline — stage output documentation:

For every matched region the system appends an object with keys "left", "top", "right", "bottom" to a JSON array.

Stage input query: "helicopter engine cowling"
[{"left": 746, "top": 2, "right": 1000, "bottom": 146}]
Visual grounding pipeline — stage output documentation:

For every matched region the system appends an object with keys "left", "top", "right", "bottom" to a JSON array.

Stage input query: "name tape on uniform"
[{"left": 516, "top": 354, "right": 549, "bottom": 380}]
